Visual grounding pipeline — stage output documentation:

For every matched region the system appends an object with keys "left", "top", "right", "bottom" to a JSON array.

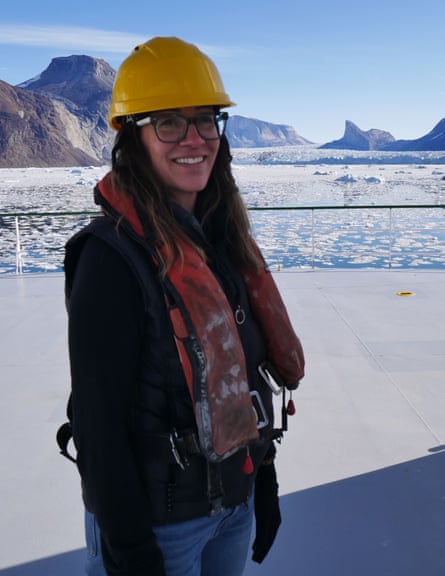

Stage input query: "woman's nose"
[{"left": 180, "top": 121, "right": 205, "bottom": 144}]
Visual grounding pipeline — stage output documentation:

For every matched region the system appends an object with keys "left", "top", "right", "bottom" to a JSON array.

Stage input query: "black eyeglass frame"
[{"left": 135, "top": 111, "right": 229, "bottom": 143}]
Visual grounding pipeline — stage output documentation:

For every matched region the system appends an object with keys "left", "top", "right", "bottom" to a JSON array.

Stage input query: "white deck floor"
[{"left": 1, "top": 270, "right": 444, "bottom": 575}]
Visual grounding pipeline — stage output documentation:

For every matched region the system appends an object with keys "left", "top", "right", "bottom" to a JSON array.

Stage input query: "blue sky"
[{"left": 0, "top": 0, "right": 444, "bottom": 143}]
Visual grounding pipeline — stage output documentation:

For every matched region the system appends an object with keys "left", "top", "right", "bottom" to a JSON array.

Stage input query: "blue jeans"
[{"left": 85, "top": 496, "right": 253, "bottom": 576}]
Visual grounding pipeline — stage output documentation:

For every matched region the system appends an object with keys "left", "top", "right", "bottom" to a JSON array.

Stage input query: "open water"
[{"left": 1, "top": 146, "right": 445, "bottom": 274}]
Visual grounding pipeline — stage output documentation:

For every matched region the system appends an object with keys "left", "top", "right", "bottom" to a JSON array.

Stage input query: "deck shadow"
[
  {"left": 2, "top": 451, "right": 445, "bottom": 576},
  {"left": 0, "top": 549, "right": 85, "bottom": 575},
  {"left": 245, "top": 450, "right": 445, "bottom": 576}
]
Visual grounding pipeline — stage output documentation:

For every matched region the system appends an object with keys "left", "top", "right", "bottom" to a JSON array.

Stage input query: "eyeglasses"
[{"left": 135, "top": 111, "right": 228, "bottom": 143}]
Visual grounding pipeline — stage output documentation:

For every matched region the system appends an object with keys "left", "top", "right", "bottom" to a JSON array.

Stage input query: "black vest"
[{"left": 63, "top": 216, "right": 274, "bottom": 524}]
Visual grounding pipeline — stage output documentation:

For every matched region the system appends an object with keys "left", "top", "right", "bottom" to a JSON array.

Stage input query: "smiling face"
[{"left": 140, "top": 106, "right": 220, "bottom": 213}]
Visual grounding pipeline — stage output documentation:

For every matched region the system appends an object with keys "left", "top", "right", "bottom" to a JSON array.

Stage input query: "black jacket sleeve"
[{"left": 68, "top": 235, "right": 164, "bottom": 575}]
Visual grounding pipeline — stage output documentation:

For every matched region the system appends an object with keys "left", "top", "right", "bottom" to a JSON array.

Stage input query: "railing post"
[
  {"left": 15, "top": 216, "right": 24, "bottom": 275},
  {"left": 388, "top": 208, "right": 393, "bottom": 270},
  {"left": 311, "top": 209, "right": 315, "bottom": 269}
]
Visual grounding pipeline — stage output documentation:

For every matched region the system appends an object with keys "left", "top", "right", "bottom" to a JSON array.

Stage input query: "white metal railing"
[{"left": 1, "top": 205, "right": 445, "bottom": 274}]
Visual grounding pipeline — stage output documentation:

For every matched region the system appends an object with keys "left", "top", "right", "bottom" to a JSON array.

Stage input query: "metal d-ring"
[{"left": 235, "top": 305, "right": 246, "bottom": 325}]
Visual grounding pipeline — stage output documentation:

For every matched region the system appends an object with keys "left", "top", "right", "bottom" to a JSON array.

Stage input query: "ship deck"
[{"left": 1, "top": 270, "right": 444, "bottom": 575}]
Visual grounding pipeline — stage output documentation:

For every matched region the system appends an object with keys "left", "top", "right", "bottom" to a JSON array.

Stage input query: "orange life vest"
[{"left": 97, "top": 174, "right": 305, "bottom": 462}]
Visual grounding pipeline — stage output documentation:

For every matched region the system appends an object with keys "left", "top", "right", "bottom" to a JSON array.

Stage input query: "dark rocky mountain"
[
  {"left": 225, "top": 115, "right": 311, "bottom": 147},
  {"left": 0, "top": 55, "right": 116, "bottom": 168},
  {"left": 16, "top": 55, "right": 115, "bottom": 164},
  {"left": 19, "top": 55, "right": 114, "bottom": 114},
  {"left": 383, "top": 118, "right": 445, "bottom": 151},
  {"left": 0, "top": 55, "right": 308, "bottom": 168},
  {"left": 0, "top": 79, "right": 100, "bottom": 168},
  {"left": 321, "top": 118, "right": 445, "bottom": 151},
  {"left": 320, "top": 120, "right": 395, "bottom": 150}
]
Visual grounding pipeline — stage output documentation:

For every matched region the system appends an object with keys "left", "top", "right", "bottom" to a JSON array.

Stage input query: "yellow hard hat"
[{"left": 108, "top": 36, "right": 235, "bottom": 130}]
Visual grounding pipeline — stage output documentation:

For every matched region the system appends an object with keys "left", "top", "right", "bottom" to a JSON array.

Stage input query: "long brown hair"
[{"left": 110, "top": 122, "right": 261, "bottom": 272}]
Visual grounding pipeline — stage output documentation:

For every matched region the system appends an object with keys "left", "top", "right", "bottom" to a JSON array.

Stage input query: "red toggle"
[
  {"left": 242, "top": 453, "right": 254, "bottom": 475},
  {"left": 287, "top": 399, "right": 296, "bottom": 416}
]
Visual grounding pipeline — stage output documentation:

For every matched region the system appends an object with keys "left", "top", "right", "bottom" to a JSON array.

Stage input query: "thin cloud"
[
  {"left": 0, "top": 24, "right": 146, "bottom": 53},
  {"left": 0, "top": 24, "right": 243, "bottom": 60}
]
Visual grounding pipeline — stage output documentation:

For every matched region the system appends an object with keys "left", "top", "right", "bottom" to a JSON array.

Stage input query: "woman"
[{"left": 64, "top": 36, "right": 304, "bottom": 576}]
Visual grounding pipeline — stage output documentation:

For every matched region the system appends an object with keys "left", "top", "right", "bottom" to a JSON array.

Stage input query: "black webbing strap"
[{"left": 207, "top": 461, "right": 225, "bottom": 516}]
